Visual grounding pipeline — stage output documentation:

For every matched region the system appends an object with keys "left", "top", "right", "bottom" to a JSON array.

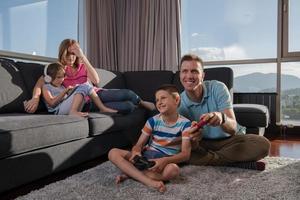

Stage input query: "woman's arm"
[
  {"left": 69, "top": 43, "right": 100, "bottom": 85},
  {"left": 24, "top": 76, "right": 44, "bottom": 113}
]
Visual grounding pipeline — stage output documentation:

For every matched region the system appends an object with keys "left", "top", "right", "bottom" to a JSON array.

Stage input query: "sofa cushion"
[
  {"left": 95, "top": 69, "right": 126, "bottom": 89},
  {"left": 87, "top": 108, "right": 146, "bottom": 136},
  {"left": 124, "top": 71, "right": 174, "bottom": 102},
  {"left": 0, "top": 114, "right": 89, "bottom": 159},
  {"left": 0, "top": 58, "right": 30, "bottom": 113},
  {"left": 15, "top": 61, "right": 48, "bottom": 113},
  {"left": 233, "top": 104, "right": 270, "bottom": 127}
]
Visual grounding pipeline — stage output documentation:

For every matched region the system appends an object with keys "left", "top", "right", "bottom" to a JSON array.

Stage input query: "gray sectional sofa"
[{"left": 0, "top": 58, "right": 269, "bottom": 194}]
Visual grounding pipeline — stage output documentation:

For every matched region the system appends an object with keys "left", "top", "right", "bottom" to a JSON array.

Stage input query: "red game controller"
[{"left": 195, "top": 119, "right": 208, "bottom": 129}]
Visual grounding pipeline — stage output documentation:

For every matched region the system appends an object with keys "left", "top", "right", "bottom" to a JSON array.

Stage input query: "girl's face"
[
  {"left": 63, "top": 49, "right": 76, "bottom": 66},
  {"left": 51, "top": 69, "right": 65, "bottom": 87}
]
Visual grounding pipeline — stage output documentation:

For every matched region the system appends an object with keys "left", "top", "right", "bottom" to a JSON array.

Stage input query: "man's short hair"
[{"left": 180, "top": 54, "right": 204, "bottom": 70}]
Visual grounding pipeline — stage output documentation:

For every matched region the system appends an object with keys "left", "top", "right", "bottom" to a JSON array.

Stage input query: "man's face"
[{"left": 179, "top": 60, "right": 204, "bottom": 92}]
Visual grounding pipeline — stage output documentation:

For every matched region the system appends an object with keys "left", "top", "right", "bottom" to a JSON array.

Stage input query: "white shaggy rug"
[{"left": 16, "top": 157, "right": 300, "bottom": 200}]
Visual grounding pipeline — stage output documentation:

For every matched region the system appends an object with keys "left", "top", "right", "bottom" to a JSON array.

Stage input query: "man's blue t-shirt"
[{"left": 178, "top": 80, "right": 245, "bottom": 139}]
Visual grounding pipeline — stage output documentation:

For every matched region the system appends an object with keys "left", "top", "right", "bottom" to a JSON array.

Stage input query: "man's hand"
[
  {"left": 24, "top": 97, "right": 39, "bottom": 113},
  {"left": 200, "top": 112, "right": 222, "bottom": 126}
]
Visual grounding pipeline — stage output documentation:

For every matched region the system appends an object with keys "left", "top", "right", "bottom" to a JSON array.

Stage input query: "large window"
[
  {"left": 181, "top": 0, "right": 277, "bottom": 61},
  {"left": 206, "top": 64, "right": 277, "bottom": 93},
  {"left": 288, "top": 0, "right": 300, "bottom": 52},
  {"left": 0, "top": 0, "right": 78, "bottom": 58},
  {"left": 281, "top": 62, "right": 300, "bottom": 123},
  {"left": 181, "top": 0, "right": 300, "bottom": 126}
]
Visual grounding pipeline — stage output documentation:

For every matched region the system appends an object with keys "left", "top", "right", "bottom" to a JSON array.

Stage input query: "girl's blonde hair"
[{"left": 58, "top": 39, "right": 81, "bottom": 67}]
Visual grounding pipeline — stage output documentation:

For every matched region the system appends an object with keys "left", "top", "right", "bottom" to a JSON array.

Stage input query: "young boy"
[
  {"left": 108, "top": 84, "right": 198, "bottom": 193},
  {"left": 42, "top": 62, "right": 117, "bottom": 116}
]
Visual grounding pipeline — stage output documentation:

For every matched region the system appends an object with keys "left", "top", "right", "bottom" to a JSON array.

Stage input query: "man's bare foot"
[
  {"left": 101, "top": 107, "right": 118, "bottom": 113},
  {"left": 69, "top": 111, "right": 88, "bottom": 117},
  {"left": 115, "top": 174, "right": 129, "bottom": 184},
  {"left": 148, "top": 180, "right": 166, "bottom": 193},
  {"left": 140, "top": 100, "right": 156, "bottom": 111}
]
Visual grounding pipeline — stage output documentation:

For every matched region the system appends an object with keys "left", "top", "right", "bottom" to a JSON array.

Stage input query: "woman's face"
[{"left": 63, "top": 50, "right": 76, "bottom": 66}]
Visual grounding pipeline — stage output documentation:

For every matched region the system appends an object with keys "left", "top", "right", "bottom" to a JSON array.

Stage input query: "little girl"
[{"left": 42, "top": 62, "right": 117, "bottom": 116}]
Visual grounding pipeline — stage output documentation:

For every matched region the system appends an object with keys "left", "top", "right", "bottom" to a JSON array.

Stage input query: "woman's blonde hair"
[{"left": 58, "top": 39, "right": 81, "bottom": 67}]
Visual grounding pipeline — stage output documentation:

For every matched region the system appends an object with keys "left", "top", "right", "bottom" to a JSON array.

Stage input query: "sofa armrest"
[{"left": 233, "top": 103, "right": 270, "bottom": 128}]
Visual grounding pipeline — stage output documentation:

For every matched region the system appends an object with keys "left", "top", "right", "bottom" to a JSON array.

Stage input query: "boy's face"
[
  {"left": 51, "top": 70, "right": 65, "bottom": 87},
  {"left": 155, "top": 90, "right": 179, "bottom": 115}
]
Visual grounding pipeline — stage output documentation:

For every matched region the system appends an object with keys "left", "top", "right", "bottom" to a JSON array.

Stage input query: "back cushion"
[
  {"left": 95, "top": 69, "right": 126, "bottom": 89},
  {"left": 124, "top": 71, "right": 174, "bottom": 102},
  {"left": 16, "top": 61, "right": 47, "bottom": 112},
  {"left": 0, "top": 58, "right": 30, "bottom": 113},
  {"left": 172, "top": 71, "right": 184, "bottom": 93}
]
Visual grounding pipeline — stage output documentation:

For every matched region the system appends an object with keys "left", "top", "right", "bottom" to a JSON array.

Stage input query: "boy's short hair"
[
  {"left": 155, "top": 84, "right": 180, "bottom": 99},
  {"left": 180, "top": 54, "right": 204, "bottom": 70},
  {"left": 47, "top": 62, "right": 64, "bottom": 80}
]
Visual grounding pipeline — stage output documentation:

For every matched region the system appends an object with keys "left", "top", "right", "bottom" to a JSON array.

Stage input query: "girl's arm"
[
  {"left": 24, "top": 76, "right": 44, "bottom": 113},
  {"left": 42, "top": 85, "right": 71, "bottom": 108},
  {"left": 69, "top": 43, "right": 100, "bottom": 85}
]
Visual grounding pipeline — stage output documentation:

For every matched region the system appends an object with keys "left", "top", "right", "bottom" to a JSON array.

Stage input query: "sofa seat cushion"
[
  {"left": 0, "top": 114, "right": 89, "bottom": 159},
  {"left": 88, "top": 108, "right": 146, "bottom": 136},
  {"left": 233, "top": 104, "right": 270, "bottom": 127}
]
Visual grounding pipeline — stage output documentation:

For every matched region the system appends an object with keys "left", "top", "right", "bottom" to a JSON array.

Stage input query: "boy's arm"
[
  {"left": 151, "top": 139, "right": 192, "bottom": 172},
  {"left": 130, "top": 132, "right": 149, "bottom": 161},
  {"left": 42, "top": 86, "right": 70, "bottom": 108}
]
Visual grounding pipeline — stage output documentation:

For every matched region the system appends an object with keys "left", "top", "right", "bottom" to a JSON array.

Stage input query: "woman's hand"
[
  {"left": 68, "top": 43, "right": 84, "bottom": 59},
  {"left": 24, "top": 97, "right": 39, "bottom": 113}
]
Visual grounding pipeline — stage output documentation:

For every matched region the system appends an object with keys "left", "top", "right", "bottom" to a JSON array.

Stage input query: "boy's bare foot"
[
  {"left": 115, "top": 174, "right": 129, "bottom": 184},
  {"left": 69, "top": 111, "right": 89, "bottom": 117},
  {"left": 101, "top": 107, "right": 118, "bottom": 113},
  {"left": 148, "top": 180, "right": 166, "bottom": 193},
  {"left": 140, "top": 100, "right": 156, "bottom": 111}
]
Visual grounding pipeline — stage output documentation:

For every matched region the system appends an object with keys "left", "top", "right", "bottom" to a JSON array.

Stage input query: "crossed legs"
[{"left": 108, "top": 148, "right": 179, "bottom": 193}]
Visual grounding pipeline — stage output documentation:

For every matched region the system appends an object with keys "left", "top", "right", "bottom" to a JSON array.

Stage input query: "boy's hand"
[
  {"left": 149, "top": 157, "right": 168, "bottom": 173},
  {"left": 129, "top": 151, "right": 141, "bottom": 163},
  {"left": 189, "top": 122, "right": 203, "bottom": 149}
]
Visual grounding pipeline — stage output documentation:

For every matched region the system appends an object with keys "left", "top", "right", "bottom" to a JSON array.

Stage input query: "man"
[{"left": 178, "top": 54, "right": 270, "bottom": 170}]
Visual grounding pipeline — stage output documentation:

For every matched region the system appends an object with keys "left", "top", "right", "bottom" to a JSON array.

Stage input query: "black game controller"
[{"left": 132, "top": 155, "right": 156, "bottom": 170}]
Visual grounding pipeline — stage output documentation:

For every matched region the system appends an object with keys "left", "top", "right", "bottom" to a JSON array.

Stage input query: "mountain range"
[{"left": 234, "top": 72, "right": 300, "bottom": 92}]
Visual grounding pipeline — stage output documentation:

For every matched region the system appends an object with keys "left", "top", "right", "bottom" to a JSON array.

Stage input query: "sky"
[
  {"left": 0, "top": 0, "right": 78, "bottom": 58},
  {"left": 181, "top": 0, "right": 300, "bottom": 79}
]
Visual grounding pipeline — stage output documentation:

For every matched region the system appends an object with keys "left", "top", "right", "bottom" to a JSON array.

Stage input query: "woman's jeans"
[{"left": 85, "top": 89, "right": 141, "bottom": 114}]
